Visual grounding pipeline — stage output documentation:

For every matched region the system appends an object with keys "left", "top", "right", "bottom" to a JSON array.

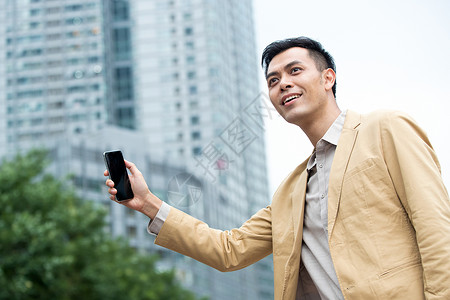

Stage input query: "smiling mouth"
[{"left": 283, "top": 94, "right": 302, "bottom": 105}]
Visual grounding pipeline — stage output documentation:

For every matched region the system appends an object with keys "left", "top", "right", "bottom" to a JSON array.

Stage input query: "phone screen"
[{"left": 103, "top": 150, "right": 134, "bottom": 201}]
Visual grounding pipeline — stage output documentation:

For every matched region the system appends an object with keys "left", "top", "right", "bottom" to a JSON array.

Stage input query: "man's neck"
[{"left": 301, "top": 108, "right": 342, "bottom": 147}]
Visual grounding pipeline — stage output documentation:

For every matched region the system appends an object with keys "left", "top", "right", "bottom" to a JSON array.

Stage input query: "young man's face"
[{"left": 265, "top": 47, "right": 334, "bottom": 126}]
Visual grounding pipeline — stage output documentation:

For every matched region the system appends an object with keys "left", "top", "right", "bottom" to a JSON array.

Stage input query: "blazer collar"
[{"left": 327, "top": 110, "right": 362, "bottom": 239}]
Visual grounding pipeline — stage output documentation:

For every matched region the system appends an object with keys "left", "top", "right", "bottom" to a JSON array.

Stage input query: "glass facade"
[
  {"left": 103, "top": 0, "right": 135, "bottom": 129},
  {"left": 2, "top": 0, "right": 106, "bottom": 153}
]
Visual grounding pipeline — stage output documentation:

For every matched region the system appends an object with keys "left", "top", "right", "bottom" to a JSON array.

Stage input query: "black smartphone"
[{"left": 103, "top": 150, "right": 134, "bottom": 201}]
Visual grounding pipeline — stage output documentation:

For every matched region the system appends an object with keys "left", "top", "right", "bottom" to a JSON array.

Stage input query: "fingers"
[
  {"left": 105, "top": 179, "right": 116, "bottom": 195},
  {"left": 124, "top": 160, "right": 140, "bottom": 175},
  {"left": 106, "top": 179, "right": 114, "bottom": 188},
  {"left": 105, "top": 174, "right": 119, "bottom": 202}
]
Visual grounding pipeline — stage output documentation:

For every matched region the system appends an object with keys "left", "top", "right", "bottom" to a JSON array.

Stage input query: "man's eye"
[
  {"left": 268, "top": 78, "right": 278, "bottom": 86},
  {"left": 291, "top": 67, "right": 301, "bottom": 73}
]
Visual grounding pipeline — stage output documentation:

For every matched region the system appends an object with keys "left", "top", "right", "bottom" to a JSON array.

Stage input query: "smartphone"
[{"left": 103, "top": 150, "right": 134, "bottom": 201}]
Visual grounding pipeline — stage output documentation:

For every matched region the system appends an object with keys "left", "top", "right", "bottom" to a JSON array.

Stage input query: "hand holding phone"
[{"left": 103, "top": 150, "right": 134, "bottom": 201}]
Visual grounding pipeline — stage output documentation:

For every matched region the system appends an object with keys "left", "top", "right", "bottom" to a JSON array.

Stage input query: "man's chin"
[{"left": 283, "top": 111, "right": 303, "bottom": 125}]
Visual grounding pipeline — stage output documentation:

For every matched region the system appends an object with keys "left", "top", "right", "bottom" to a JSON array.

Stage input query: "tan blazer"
[{"left": 155, "top": 110, "right": 450, "bottom": 300}]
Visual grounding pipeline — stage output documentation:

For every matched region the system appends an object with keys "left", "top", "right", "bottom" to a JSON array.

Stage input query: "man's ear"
[{"left": 322, "top": 68, "right": 336, "bottom": 91}]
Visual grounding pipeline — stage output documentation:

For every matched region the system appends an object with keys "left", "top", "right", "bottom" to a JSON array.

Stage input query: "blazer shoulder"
[
  {"left": 350, "top": 110, "right": 422, "bottom": 137},
  {"left": 361, "top": 109, "right": 417, "bottom": 127}
]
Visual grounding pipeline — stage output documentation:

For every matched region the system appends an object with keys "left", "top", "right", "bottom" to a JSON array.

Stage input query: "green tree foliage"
[{"left": 0, "top": 149, "right": 200, "bottom": 300}]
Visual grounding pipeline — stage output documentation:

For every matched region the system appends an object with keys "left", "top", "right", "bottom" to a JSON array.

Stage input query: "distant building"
[
  {"left": 1, "top": 0, "right": 107, "bottom": 156},
  {"left": 0, "top": 0, "right": 273, "bottom": 299}
]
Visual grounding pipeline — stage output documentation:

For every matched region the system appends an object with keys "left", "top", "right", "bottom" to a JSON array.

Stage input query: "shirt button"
[
  {"left": 319, "top": 164, "right": 323, "bottom": 168},
  {"left": 321, "top": 194, "right": 325, "bottom": 199}
]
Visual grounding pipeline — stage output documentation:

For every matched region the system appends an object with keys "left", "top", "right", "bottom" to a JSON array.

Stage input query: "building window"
[
  {"left": 189, "top": 101, "right": 198, "bottom": 109},
  {"left": 127, "top": 226, "right": 137, "bottom": 238},
  {"left": 185, "top": 41, "right": 195, "bottom": 49},
  {"left": 186, "top": 56, "right": 195, "bottom": 64},
  {"left": 46, "top": 60, "right": 62, "bottom": 67},
  {"left": 47, "top": 33, "right": 62, "bottom": 40},
  {"left": 22, "top": 62, "right": 42, "bottom": 70},
  {"left": 117, "top": 107, "right": 135, "bottom": 129},
  {"left": 112, "top": 0, "right": 129, "bottom": 21},
  {"left": 16, "top": 90, "right": 43, "bottom": 99},
  {"left": 67, "top": 85, "right": 86, "bottom": 93},
  {"left": 190, "top": 116, "right": 199, "bottom": 125},
  {"left": 30, "top": 9, "right": 41, "bottom": 16},
  {"left": 20, "top": 48, "right": 42, "bottom": 57},
  {"left": 46, "top": 20, "right": 61, "bottom": 27},
  {"left": 67, "top": 58, "right": 81, "bottom": 65},
  {"left": 114, "top": 67, "right": 133, "bottom": 100},
  {"left": 48, "top": 88, "right": 63, "bottom": 95},
  {"left": 29, "top": 21, "right": 41, "bottom": 29},
  {"left": 46, "top": 7, "right": 61, "bottom": 14},
  {"left": 113, "top": 28, "right": 131, "bottom": 60},
  {"left": 65, "top": 4, "right": 83, "bottom": 12},
  {"left": 47, "top": 47, "right": 62, "bottom": 54},
  {"left": 192, "top": 147, "right": 202, "bottom": 156},
  {"left": 16, "top": 77, "right": 28, "bottom": 85},
  {"left": 189, "top": 85, "right": 197, "bottom": 95},
  {"left": 191, "top": 131, "right": 201, "bottom": 140},
  {"left": 47, "top": 74, "right": 63, "bottom": 81},
  {"left": 183, "top": 13, "right": 192, "bottom": 21},
  {"left": 187, "top": 71, "right": 196, "bottom": 79},
  {"left": 88, "top": 56, "right": 99, "bottom": 63}
]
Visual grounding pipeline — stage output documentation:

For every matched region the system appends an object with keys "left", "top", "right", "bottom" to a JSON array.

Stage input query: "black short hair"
[{"left": 261, "top": 37, "right": 337, "bottom": 98}]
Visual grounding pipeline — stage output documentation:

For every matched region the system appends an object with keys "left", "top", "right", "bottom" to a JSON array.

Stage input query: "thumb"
[{"left": 124, "top": 160, "right": 140, "bottom": 176}]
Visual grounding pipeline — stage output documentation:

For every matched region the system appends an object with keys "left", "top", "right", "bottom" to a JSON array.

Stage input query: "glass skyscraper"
[
  {"left": 1, "top": 0, "right": 273, "bottom": 299},
  {"left": 1, "top": 0, "right": 106, "bottom": 155}
]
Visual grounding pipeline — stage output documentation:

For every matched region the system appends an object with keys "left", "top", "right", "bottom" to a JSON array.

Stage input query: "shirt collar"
[
  {"left": 307, "top": 110, "right": 347, "bottom": 171},
  {"left": 322, "top": 110, "right": 346, "bottom": 146}
]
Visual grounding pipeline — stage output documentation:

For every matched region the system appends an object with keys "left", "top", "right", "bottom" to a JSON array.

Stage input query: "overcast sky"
[{"left": 252, "top": 0, "right": 450, "bottom": 195}]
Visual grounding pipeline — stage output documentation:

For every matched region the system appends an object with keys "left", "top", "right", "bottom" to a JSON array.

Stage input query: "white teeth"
[{"left": 283, "top": 94, "right": 300, "bottom": 104}]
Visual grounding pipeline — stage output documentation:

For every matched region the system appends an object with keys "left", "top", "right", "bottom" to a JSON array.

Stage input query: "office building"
[
  {"left": 1, "top": 0, "right": 273, "bottom": 299},
  {"left": 1, "top": 0, "right": 107, "bottom": 156},
  {"left": 130, "top": 0, "right": 272, "bottom": 298}
]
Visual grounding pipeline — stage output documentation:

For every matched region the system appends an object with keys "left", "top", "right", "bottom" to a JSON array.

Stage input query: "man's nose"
[{"left": 280, "top": 77, "right": 293, "bottom": 90}]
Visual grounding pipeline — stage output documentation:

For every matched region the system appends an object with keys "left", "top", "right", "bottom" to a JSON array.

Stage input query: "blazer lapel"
[
  {"left": 328, "top": 111, "right": 361, "bottom": 239},
  {"left": 281, "top": 165, "right": 308, "bottom": 300},
  {"left": 291, "top": 167, "right": 308, "bottom": 243}
]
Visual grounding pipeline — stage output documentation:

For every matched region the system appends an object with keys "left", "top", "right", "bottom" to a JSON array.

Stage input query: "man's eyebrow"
[{"left": 265, "top": 60, "right": 304, "bottom": 79}]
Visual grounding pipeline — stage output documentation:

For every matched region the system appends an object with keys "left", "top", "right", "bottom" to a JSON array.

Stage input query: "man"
[{"left": 105, "top": 37, "right": 450, "bottom": 299}]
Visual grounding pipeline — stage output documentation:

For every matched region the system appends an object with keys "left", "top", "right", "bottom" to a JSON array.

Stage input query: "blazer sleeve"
[
  {"left": 381, "top": 111, "right": 450, "bottom": 299},
  {"left": 154, "top": 205, "right": 273, "bottom": 272}
]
